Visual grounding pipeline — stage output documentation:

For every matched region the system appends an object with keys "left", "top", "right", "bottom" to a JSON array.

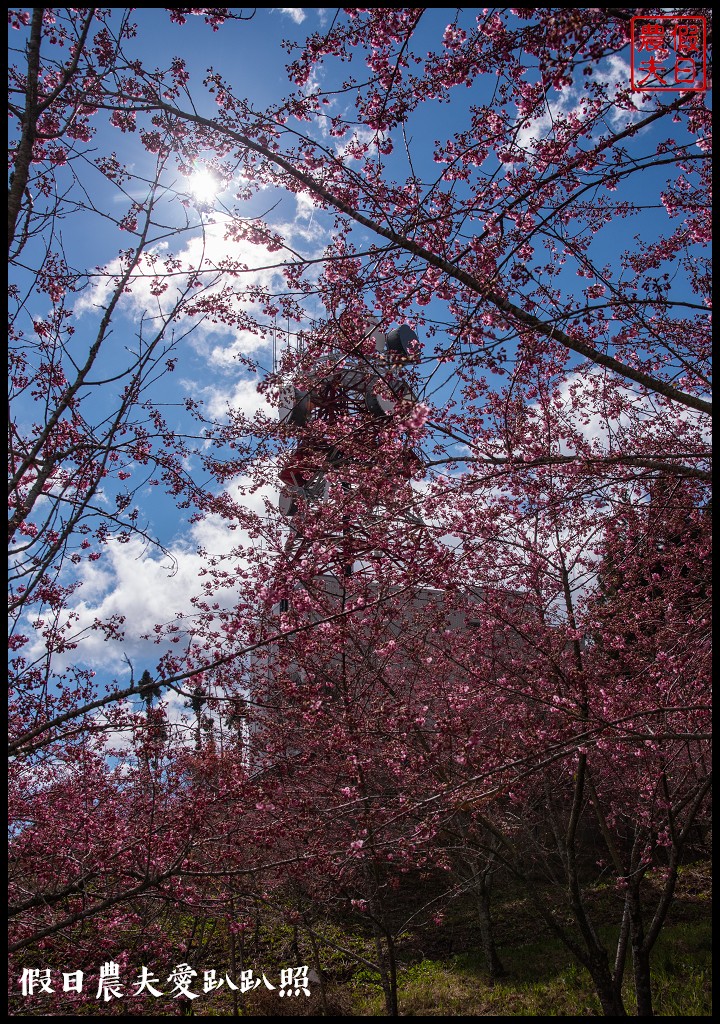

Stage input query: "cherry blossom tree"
[
  {"left": 8, "top": 7, "right": 711, "bottom": 1017},
  {"left": 8, "top": 6, "right": 276, "bottom": 996}
]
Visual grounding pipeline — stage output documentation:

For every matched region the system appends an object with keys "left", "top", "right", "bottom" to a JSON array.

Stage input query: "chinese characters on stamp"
[{"left": 631, "top": 16, "right": 707, "bottom": 92}]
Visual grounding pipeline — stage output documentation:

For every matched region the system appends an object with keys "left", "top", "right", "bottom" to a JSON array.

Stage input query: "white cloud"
[
  {"left": 276, "top": 8, "right": 306, "bottom": 24},
  {"left": 76, "top": 217, "right": 281, "bottom": 347},
  {"left": 550, "top": 366, "right": 711, "bottom": 459},
  {"left": 291, "top": 192, "right": 328, "bottom": 243},
  {"left": 513, "top": 54, "right": 651, "bottom": 157},
  {"left": 21, "top": 473, "right": 279, "bottom": 679},
  {"left": 602, "top": 54, "right": 652, "bottom": 128},
  {"left": 334, "top": 126, "right": 381, "bottom": 163},
  {"left": 195, "top": 375, "right": 273, "bottom": 422},
  {"left": 74, "top": 205, "right": 331, "bottom": 373}
]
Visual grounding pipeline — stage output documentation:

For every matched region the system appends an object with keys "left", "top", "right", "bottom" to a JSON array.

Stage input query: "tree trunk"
[
  {"left": 8, "top": 9, "right": 41, "bottom": 254},
  {"left": 632, "top": 944, "right": 654, "bottom": 1018},
  {"left": 474, "top": 866, "right": 505, "bottom": 980},
  {"left": 386, "top": 931, "right": 399, "bottom": 1017},
  {"left": 228, "top": 896, "right": 240, "bottom": 1017},
  {"left": 372, "top": 921, "right": 398, "bottom": 1016},
  {"left": 305, "top": 922, "right": 329, "bottom": 1016},
  {"left": 628, "top": 888, "right": 654, "bottom": 1017},
  {"left": 587, "top": 956, "right": 628, "bottom": 1017}
]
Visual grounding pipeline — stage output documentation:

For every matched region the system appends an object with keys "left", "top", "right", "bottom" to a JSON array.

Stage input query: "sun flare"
[{"left": 187, "top": 168, "right": 220, "bottom": 205}]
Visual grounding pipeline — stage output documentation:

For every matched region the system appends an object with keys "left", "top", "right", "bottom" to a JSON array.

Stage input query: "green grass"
[{"left": 350, "top": 916, "right": 712, "bottom": 1017}]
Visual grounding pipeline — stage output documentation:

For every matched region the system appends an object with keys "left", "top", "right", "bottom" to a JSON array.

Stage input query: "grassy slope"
[
  {"left": 349, "top": 917, "right": 711, "bottom": 1016},
  {"left": 248, "top": 862, "right": 712, "bottom": 1017}
]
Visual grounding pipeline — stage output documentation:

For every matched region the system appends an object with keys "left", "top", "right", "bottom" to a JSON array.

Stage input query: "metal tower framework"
[{"left": 277, "top": 320, "right": 421, "bottom": 520}]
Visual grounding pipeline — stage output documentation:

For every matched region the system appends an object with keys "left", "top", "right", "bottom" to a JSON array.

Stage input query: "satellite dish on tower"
[
  {"left": 364, "top": 387, "right": 395, "bottom": 417},
  {"left": 279, "top": 386, "right": 313, "bottom": 426},
  {"left": 364, "top": 317, "right": 387, "bottom": 355},
  {"left": 385, "top": 324, "right": 419, "bottom": 360}
]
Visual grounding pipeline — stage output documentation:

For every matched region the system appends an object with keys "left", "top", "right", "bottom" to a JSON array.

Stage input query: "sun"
[{"left": 187, "top": 167, "right": 220, "bottom": 205}]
